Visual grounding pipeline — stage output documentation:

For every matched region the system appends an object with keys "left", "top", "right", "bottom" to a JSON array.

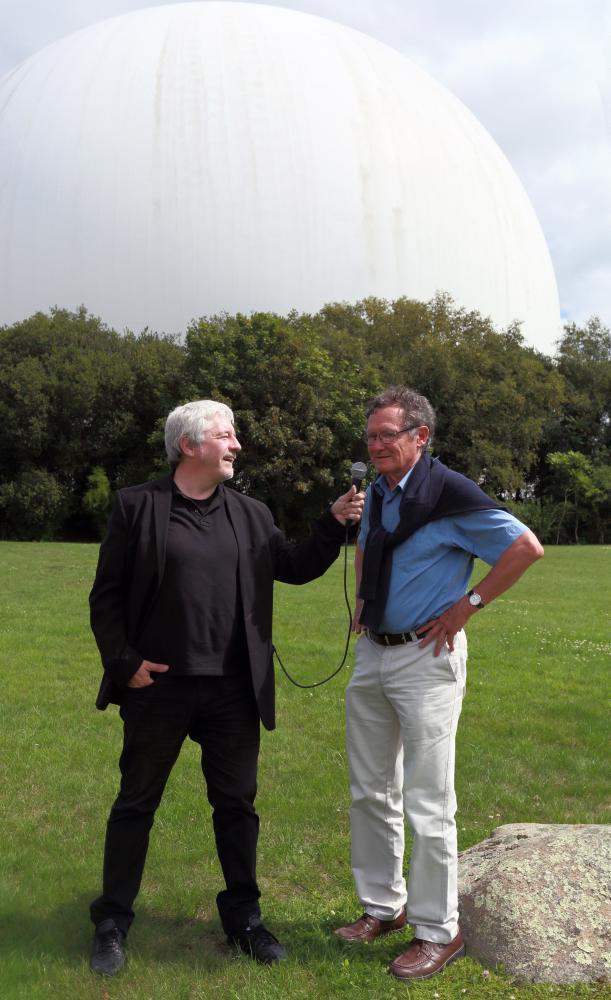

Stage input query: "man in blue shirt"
[{"left": 334, "top": 386, "right": 543, "bottom": 981}]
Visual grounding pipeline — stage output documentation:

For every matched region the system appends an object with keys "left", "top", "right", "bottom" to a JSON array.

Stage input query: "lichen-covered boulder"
[{"left": 458, "top": 823, "right": 610, "bottom": 983}]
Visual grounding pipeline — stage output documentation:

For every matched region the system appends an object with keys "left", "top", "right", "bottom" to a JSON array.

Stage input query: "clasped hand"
[{"left": 331, "top": 485, "right": 365, "bottom": 526}]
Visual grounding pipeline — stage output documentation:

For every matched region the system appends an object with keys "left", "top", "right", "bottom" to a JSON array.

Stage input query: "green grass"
[{"left": 0, "top": 542, "right": 609, "bottom": 999}]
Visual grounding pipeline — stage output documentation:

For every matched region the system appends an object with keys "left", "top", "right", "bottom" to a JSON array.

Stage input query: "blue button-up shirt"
[{"left": 359, "top": 471, "right": 527, "bottom": 633}]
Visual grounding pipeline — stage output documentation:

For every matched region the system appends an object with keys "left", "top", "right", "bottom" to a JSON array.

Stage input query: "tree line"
[{"left": 0, "top": 295, "right": 608, "bottom": 543}]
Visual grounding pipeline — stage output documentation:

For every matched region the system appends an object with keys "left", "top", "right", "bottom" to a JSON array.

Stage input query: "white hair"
[{"left": 165, "top": 399, "right": 234, "bottom": 467}]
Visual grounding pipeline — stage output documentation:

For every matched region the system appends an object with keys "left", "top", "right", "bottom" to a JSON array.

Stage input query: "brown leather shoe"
[
  {"left": 388, "top": 930, "right": 465, "bottom": 979},
  {"left": 334, "top": 910, "right": 406, "bottom": 943}
]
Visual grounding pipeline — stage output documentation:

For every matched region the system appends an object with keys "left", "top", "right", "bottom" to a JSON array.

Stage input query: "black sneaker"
[
  {"left": 90, "top": 918, "right": 126, "bottom": 976},
  {"left": 228, "top": 915, "right": 288, "bottom": 965}
]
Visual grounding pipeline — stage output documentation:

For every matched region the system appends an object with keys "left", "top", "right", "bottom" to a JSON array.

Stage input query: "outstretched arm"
[{"left": 272, "top": 488, "right": 364, "bottom": 585}]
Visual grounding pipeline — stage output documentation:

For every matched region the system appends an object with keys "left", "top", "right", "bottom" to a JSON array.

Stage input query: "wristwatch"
[{"left": 468, "top": 589, "right": 485, "bottom": 609}]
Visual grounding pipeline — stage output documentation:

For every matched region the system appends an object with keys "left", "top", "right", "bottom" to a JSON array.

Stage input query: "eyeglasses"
[{"left": 364, "top": 426, "right": 419, "bottom": 445}]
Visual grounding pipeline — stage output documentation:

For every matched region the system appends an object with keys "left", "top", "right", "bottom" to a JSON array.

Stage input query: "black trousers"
[{"left": 90, "top": 673, "right": 261, "bottom": 936}]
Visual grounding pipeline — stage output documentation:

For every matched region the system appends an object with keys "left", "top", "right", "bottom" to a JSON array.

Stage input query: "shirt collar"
[
  {"left": 373, "top": 465, "right": 416, "bottom": 499},
  {"left": 172, "top": 481, "right": 225, "bottom": 511}
]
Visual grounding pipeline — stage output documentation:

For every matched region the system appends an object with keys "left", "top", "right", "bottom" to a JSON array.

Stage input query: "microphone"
[{"left": 350, "top": 462, "right": 367, "bottom": 489}]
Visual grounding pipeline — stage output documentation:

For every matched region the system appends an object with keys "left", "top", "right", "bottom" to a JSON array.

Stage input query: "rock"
[{"left": 458, "top": 823, "right": 610, "bottom": 983}]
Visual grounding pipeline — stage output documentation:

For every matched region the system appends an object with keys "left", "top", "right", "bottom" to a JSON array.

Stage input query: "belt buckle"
[{"left": 409, "top": 630, "right": 419, "bottom": 643}]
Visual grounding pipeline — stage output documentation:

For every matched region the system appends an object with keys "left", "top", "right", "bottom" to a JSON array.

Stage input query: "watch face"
[{"left": 469, "top": 592, "right": 481, "bottom": 606}]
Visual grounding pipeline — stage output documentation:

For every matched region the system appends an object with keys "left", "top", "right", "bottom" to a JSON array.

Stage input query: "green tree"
[
  {"left": 2, "top": 300, "right": 608, "bottom": 543},
  {"left": 314, "top": 294, "right": 564, "bottom": 498},
  {"left": 0, "top": 467, "right": 67, "bottom": 540},
  {"left": 553, "top": 317, "right": 611, "bottom": 456},
  {"left": 184, "top": 312, "right": 374, "bottom": 534},
  {"left": 83, "top": 466, "right": 113, "bottom": 538},
  {"left": 0, "top": 308, "right": 186, "bottom": 538},
  {"left": 548, "top": 451, "right": 609, "bottom": 543},
  {"left": 537, "top": 317, "right": 611, "bottom": 541}
]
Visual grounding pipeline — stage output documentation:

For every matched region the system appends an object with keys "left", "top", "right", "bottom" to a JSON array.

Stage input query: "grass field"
[{"left": 0, "top": 542, "right": 609, "bottom": 999}]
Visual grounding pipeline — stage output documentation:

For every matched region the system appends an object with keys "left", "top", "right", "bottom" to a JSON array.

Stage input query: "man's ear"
[
  {"left": 416, "top": 426, "right": 429, "bottom": 449},
  {"left": 178, "top": 434, "right": 196, "bottom": 459}
]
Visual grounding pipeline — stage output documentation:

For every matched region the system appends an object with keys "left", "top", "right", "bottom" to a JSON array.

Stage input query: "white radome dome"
[{"left": 0, "top": 1, "right": 560, "bottom": 349}]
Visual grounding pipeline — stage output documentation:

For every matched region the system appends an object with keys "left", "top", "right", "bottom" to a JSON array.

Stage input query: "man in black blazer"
[{"left": 89, "top": 399, "right": 364, "bottom": 975}]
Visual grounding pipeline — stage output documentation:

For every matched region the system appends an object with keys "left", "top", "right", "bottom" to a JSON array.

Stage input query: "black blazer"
[{"left": 89, "top": 476, "right": 345, "bottom": 730}]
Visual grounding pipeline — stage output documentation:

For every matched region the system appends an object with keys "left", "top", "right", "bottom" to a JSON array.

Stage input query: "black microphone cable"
[{"left": 273, "top": 462, "right": 367, "bottom": 690}]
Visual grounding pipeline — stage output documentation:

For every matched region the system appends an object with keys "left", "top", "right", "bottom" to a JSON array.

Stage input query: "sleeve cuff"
[
  {"left": 320, "top": 507, "right": 350, "bottom": 539},
  {"left": 103, "top": 647, "right": 142, "bottom": 686}
]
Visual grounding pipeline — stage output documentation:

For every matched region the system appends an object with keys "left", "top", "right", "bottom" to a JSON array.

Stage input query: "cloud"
[{"left": 393, "top": 0, "right": 611, "bottom": 327}]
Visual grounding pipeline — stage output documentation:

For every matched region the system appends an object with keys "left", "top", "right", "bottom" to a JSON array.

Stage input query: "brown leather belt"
[{"left": 365, "top": 629, "right": 423, "bottom": 646}]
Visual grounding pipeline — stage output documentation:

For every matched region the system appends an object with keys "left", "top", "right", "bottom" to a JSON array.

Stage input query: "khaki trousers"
[{"left": 345, "top": 630, "right": 467, "bottom": 943}]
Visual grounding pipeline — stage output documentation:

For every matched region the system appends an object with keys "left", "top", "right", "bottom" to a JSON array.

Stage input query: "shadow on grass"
[
  {"left": 0, "top": 897, "right": 403, "bottom": 971},
  {"left": 1, "top": 895, "right": 93, "bottom": 963},
  {"left": 123, "top": 912, "right": 388, "bottom": 969}
]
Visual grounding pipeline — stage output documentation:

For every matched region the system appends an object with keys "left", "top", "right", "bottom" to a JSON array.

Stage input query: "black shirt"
[{"left": 137, "top": 485, "right": 248, "bottom": 675}]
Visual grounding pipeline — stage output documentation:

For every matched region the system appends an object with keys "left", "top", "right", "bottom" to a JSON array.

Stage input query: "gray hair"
[
  {"left": 165, "top": 399, "right": 235, "bottom": 467},
  {"left": 366, "top": 386, "right": 436, "bottom": 444}
]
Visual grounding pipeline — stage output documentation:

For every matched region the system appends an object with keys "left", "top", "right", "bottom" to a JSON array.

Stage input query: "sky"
[{"left": 1, "top": 0, "right": 610, "bottom": 331}]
